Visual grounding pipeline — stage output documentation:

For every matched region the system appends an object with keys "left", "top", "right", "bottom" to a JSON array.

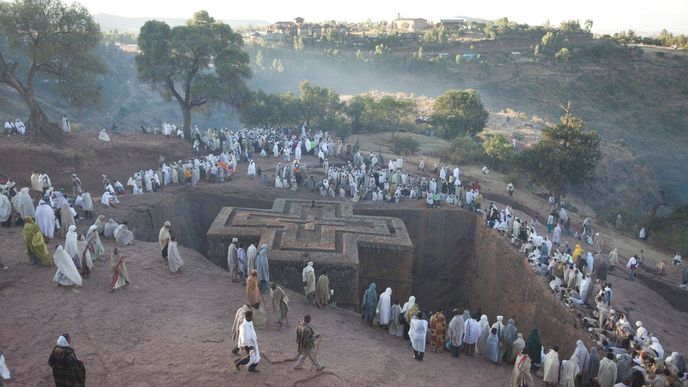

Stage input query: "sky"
[{"left": 74, "top": 0, "right": 688, "bottom": 35}]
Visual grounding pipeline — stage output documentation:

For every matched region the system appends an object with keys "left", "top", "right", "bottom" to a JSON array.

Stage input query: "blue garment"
[
  {"left": 255, "top": 244, "right": 270, "bottom": 283},
  {"left": 361, "top": 283, "right": 377, "bottom": 323},
  {"left": 484, "top": 333, "right": 500, "bottom": 363}
]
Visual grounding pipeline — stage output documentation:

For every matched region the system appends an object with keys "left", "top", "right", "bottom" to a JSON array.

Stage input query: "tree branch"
[
  {"left": 0, "top": 50, "right": 26, "bottom": 94},
  {"left": 189, "top": 96, "right": 207, "bottom": 108},
  {"left": 166, "top": 77, "right": 185, "bottom": 107}
]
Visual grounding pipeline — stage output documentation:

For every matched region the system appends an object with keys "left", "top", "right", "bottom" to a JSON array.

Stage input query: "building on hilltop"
[
  {"left": 266, "top": 17, "right": 348, "bottom": 40},
  {"left": 439, "top": 18, "right": 467, "bottom": 31},
  {"left": 393, "top": 17, "right": 428, "bottom": 33},
  {"left": 267, "top": 20, "right": 297, "bottom": 37}
]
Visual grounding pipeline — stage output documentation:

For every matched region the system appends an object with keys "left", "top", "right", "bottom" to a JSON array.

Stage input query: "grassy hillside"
[{"left": 242, "top": 41, "right": 686, "bottom": 211}]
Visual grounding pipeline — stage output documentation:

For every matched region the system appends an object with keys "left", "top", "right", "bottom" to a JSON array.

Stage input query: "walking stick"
[
  {"left": 233, "top": 348, "right": 254, "bottom": 368},
  {"left": 309, "top": 336, "right": 323, "bottom": 372}
]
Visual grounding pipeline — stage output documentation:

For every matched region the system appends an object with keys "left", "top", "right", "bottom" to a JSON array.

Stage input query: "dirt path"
[{"left": 0, "top": 232, "right": 526, "bottom": 386}]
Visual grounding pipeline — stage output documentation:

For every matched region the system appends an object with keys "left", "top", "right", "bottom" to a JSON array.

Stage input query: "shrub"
[
  {"left": 451, "top": 135, "right": 484, "bottom": 163},
  {"left": 391, "top": 135, "right": 420, "bottom": 155}
]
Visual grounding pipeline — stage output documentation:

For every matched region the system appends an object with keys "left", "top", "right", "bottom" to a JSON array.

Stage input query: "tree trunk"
[
  {"left": 18, "top": 84, "right": 62, "bottom": 142},
  {"left": 182, "top": 104, "right": 192, "bottom": 133},
  {"left": 25, "top": 93, "right": 51, "bottom": 133}
]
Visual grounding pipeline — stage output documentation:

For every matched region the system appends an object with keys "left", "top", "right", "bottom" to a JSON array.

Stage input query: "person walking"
[
  {"left": 48, "top": 334, "right": 86, "bottom": 387},
  {"left": 234, "top": 310, "right": 260, "bottom": 372},
  {"left": 293, "top": 315, "right": 325, "bottom": 371}
]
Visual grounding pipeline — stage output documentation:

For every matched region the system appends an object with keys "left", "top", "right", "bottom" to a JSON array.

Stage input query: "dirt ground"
[
  {"left": 0, "top": 231, "right": 525, "bottom": 386},
  {"left": 0, "top": 132, "right": 193, "bottom": 191}
]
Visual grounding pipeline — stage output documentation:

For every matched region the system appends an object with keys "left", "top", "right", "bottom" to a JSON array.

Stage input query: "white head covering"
[
  {"left": 401, "top": 296, "right": 416, "bottom": 313},
  {"left": 56, "top": 335, "right": 69, "bottom": 347}
]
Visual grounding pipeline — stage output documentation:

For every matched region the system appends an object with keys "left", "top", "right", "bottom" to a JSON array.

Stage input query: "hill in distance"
[{"left": 94, "top": 13, "right": 270, "bottom": 32}]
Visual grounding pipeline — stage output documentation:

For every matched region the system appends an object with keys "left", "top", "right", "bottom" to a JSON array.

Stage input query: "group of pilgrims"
[
  {"left": 0, "top": 167, "right": 190, "bottom": 294},
  {"left": 2, "top": 121, "right": 687, "bottom": 386},
  {"left": 477, "top": 196, "right": 686, "bottom": 386},
  {"left": 225, "top": 239, "right": 327, "bottom": 372}
]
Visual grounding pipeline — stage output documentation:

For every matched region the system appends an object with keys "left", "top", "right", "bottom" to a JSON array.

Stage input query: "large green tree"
[
  {"left": 0, "top": 0, "right": 105, "bottom": 136},
  {"left": 346, "top": 94, "right": 417, "bottom": 133},
  {"left": 136, "top": 11, "right": 250, "bottom": 132},
  {"left": 482, "top": 133, "right": 513, "bottom": 168},
  {"left": 297, "top": 80, "right": 343, "bottom": 131},
  {"left": 520, "top": 107, "right": 602, "bottom": 199},
  {"left": 240, "top": 89, "right": 284, "bottom": 129},
  {"left": 431, "top": 89, "right": 489, "bottom": 138}
]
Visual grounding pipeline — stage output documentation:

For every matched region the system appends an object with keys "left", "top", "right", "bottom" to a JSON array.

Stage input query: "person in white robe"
[
  {"left": 110, "top": 247, "right": 129, "bottom": 291},
  {"left": 0, "top": 193, "right": 10, "bottom": 224},
  {"left": 30, "top": 171, "right": 42, "bottom": 192},
  {"left": 649, "top": 337, "right": 664, "bottom": 359},
  {"left": 234, "top": 311, "right": 260, "bottom": 371},
  {"left": 553, "top": 223, "right": 562, "bottom": 245},
  {"left": 543, "top": 347, "right": 560, "bottom": 386},
  {"left": 100, "top": 191, "right": 116, "bottom": 207},
  {"left": 376, "top": 287, "right": 392, "bottom": 327},
  {"left": 86, "top": 225, "right": 104, "bottom": 260},
  {"left": 167, "top": 236, "right": 184, "bottom": 273},
  {"left": 14, "top": 119, "right": 25, "bottom": 135},
  {"left": 572, "top": 340, "right": 590, "bottom": 382},
  {"left": 94, "top": 215, "right": 106, "bottom": 234},
  {"left": 0, "top": 351, "right": 10, "bottom": 382},
  {"left": 247, "top": 160, "right": 256, "bottom": 179},
  {"left": 62, "top": 114, "right": 70, "bottom": 134},
  {"left": 52, "top": 246, "right": 82, "bottom": 287},
  {"left": 98, "top": 129, "right": 110, "bottom": 142},
  {"left": 639, "top": 227, "right": 647, "bottom": 240},
  {"left": 227, "top": 237, "right": 239, "bottom": 279},
  {"left": 34, "top": 200, "right": 55, "bottom": 239},
  {"left": 59, "top": 202, "right": 74, "bottom": 238},
  {"left": 302, "top": 262, "right": 316, "bottom": 305},
  {"left": 104, "top": 218, "right": 118, "bottom": 239},
  {"left": 114, "top": 224, "right": 134, "bottom": 246},
  {"left": 15, "top": 187, "right": 35, "bottom": 219},
  {"left": 511, "top": 333, "right": 526, "bottom": 362},
  {"left": 409, "top": 312, "right": 428, "bottom": 361},
  {"left": 635, "top": 321, "right": 649, "bottom": 345},
  {"left": 447, "top": 309, "right": 465, "bottom": 358},
  {"left": 77, "top": 234, "right": 93, "bottom": 277},
  {"left": 80, "top": 192, "right": 93, "bottom": 219},
  {"left": 64, "top": 225, "right": 79, "bottom": 261},
  {"left": 560, "top": 357, "right": 578, "bottom": 387},
  {"left": 597, "top": 352, "right": 618, "bottom": 387},
  {"left": 247, "top": 243, "right": 257, "bottom": 273},
  {"left": 476, "top": 315, "right": 490, "bottom": 354},
  {"left": 388, "top": 302, "right": 404, "bottom": 337},
  {"left": 463, "top": 314, "right": 483, "bottom": 356}
]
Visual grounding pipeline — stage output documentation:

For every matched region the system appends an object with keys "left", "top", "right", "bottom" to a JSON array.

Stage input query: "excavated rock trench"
[{"left": 117, "top": 191, "right": 584, "bottom": 353}]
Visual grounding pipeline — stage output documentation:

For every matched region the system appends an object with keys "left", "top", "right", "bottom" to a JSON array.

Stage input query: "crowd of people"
[{"left": 477, "top": 195, "right": 687, "bottom": 385}]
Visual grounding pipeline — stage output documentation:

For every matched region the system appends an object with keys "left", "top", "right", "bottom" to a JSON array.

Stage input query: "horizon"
[{"left": 76, "top": 0, "right": 688, "bottom": 35}]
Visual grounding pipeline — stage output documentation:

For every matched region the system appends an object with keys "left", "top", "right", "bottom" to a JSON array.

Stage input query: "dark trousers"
[
  {"left": 413, "top": 350, "right": 424, "bottom": 361},
  {"left": 451, "top": 345, "right": 461, "bottom": 358},
  {"left": 403, "top": 320, "right": 410, "bottom": 339},
  {"left": 162, "top": 244, "right": 168, "bottom": 260},
  {"left": 234, "top": 346, "right": 257, "bottom": 370}
]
